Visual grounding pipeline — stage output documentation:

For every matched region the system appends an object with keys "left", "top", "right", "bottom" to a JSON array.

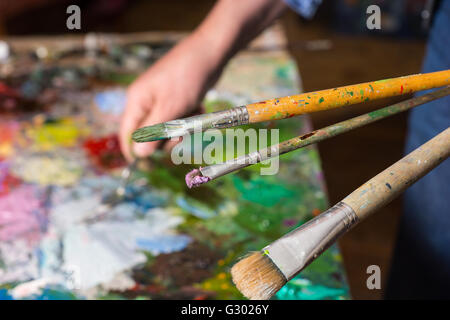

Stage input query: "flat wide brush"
[
  {"left": 231, "top": 127, "right": 450, "bottom": 300},
  {"left": 133, "top": 69, "right": 450, "bottom": 142},
  {"left": 186, "top": 86, "right": 450, "bottom": 187}
]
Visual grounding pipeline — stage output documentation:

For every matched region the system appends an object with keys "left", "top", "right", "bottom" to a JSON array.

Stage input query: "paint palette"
[{"left": 0, "top": 31, "right": 349, "bottom": 300}]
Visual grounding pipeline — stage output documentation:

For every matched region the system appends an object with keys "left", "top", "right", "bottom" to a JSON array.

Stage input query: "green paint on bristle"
[{"left": 132, "top": 123, "right": 167, "bottom": 142}]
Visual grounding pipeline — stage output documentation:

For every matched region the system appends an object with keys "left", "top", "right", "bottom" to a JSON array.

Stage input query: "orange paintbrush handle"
[{"left": 245, "top": 69, "right": 450, "bottom": 122}]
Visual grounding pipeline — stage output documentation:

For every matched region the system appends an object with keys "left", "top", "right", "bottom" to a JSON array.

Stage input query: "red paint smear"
[
  {"left": 0, "top": 121, "right": 20, "bottom": 143},
  {"left": 400, "top": 85, "right": 404, "bottom": 94},
  {"left": 0, "top": 173, "right": 22, "bottom": 196},
  {"left": 83, "top": 135, "right": 126, "bottom": 170},
  {"left": 0, "top": 82, "right": 20, "bottom": 98}
]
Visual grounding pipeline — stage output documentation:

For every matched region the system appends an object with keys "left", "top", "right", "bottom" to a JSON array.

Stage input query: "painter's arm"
[{"left": 119, "top": 0, "right": 287, "bottom": 161}]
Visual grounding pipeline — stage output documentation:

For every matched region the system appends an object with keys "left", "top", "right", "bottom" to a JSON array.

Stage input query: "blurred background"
[{"left": 0, "top": 0, "right": 433, "bottom": 299}]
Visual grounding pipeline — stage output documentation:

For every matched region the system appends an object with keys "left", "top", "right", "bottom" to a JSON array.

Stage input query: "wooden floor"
[{"left": 2, "top": 0, "right": 427, "bottom": 299}]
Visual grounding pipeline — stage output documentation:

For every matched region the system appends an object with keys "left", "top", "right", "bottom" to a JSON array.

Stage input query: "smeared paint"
[
  {"left": 94, "top": 89, "right": 126, "bottom": 115},
  {"left": 176, "top": 196, "right": 217, "bottom": 219},
  {"left": 11, "top": 152, "right": 83, "bottom": 186},
  {"left": 23, "top": 118, "right": 88, "bottom": 151},
  {"left": 0, "top": 162, "right": 21, "bottom": 196},
  {"left": 0, "top": 121, "right": 20, "bottom": 157},
  {"left": 45, "top": 177, "right": 190, "bottom": 291},
  {"left": 136, "top": 234, "right": 191, "bottom": 255},
  {"left": 0, "top": 39, "right": 348, "bottom": 300},
  {"left": 83, "top": 135, "right": 126, "bottom": 170},
  {"left": 0, "top": 239, "right": 40, "bottom": 283},
  {"left": 185, "top": 168, "right": 210, "bottom": 188},
  {"left": 0, "top": 185, "right": 44, "bottom": 243},
  {"left": 233, "top": 175, "right": 296, "bottom": 207},
  {"left": 276, "top": 279, "right": 347, "bottom": 300},
  {"left": 246, "top": 70, "right": 450, "bottom": 123}
]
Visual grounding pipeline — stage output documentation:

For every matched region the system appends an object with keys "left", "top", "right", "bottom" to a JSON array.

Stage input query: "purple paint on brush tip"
[{"left": 185, "top": 168, "right": 210, "bottom": 188}]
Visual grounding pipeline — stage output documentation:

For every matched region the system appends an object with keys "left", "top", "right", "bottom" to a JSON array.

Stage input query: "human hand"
[
  {"left": 120, "top": 0, "right": 287, "bottom": 162},
  {"left": 119, "top": 34, "right": 221, "bottom": 162}
]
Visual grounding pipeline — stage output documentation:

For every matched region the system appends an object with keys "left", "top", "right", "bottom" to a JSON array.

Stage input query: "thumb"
[{"left": 132, "top": 139, "right": 160, "bottom": 158}]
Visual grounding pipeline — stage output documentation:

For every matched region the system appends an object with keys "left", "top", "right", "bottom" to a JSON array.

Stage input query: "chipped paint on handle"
[
  {"left": 342, "top": 128, "right": 450, "bottom": 221},
  {"left": 245, "top": 70, "right": 450, "bottom": 122},
  {"left": 198, "top": 87, "right": 450, "bottom": 182}
]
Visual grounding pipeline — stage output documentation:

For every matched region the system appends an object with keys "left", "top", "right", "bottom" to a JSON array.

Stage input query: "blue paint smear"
[
  {"left": 136, "top": 235, "right": 191, "bottom": 254},
  {"left": 125, "top": 187, "right": 167, "bottom": 210},
  {"left": 0, "top": 287, "right": 78, "bottom": 300},
  {"left": 176, "top": 197, "right": 216, "bottom": 219},
  {"left": 31, "top": 288, "right": 78, "bottom": 300},
  {"left": 94, "top": 90, "right": 126, "bottom": 115},
  {"left": 0, "top": 289, "right": 13, "bottom": 300}
]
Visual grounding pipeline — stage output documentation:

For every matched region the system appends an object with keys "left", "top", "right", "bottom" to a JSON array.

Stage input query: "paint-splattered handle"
[
  {"left": 245, "top": 70, "right": 450, "bottom": 123},
  {"left": 342, "top": 128, "right": 450, "bottom": 221}
]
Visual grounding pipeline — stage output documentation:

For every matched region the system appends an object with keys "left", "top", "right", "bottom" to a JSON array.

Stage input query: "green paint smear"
[
  {"left": 374, "top": 78, "right": 392, "bottom": 84},
  {"left": 368, "top": 105, "right": 400, "bottom": 119},
  {"left": 276, "top": 282, "right": 347, "bottom": 300},
  {"left": 319, "top": 97, "right": 325, "bottom": 103},
  {"left": 100, "top": 72, "right": 137, "bottom": 85},
  {"left": 271, "top": 111, "right": 285, "bottom": 120},
  {"left": 275, "top": 247, "right": 349, "bottom": 300},
  {"left": 232, "top": 175, "right": 296, "bottom": 207}
]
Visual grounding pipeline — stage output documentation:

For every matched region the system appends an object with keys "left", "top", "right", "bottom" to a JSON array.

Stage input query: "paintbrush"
[
  {"left": 185, "top": 86, "right": 450, "bottom": 188},
  {"left": 231, "top": 127, "right": 450, "bottom": 300},
  {"left": 132, "top": 70, "right": 450, "bottom": 143}
]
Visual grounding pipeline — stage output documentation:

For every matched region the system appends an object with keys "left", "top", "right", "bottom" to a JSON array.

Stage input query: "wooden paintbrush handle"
[
  {"left": 245, "top": 70, "right": 450, "bottom": 123},
  {"left": 342, "top": 127, "right": 450, "bottom": 221}
]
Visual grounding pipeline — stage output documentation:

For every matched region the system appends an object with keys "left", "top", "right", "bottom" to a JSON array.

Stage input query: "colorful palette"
[{"left": 0, "top": 31, "right": 349, "bottom": 300}]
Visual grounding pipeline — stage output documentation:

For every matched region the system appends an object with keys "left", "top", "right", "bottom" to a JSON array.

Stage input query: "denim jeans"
[{"left": 386, "top": 0, "right": 450, "bottom": 299}]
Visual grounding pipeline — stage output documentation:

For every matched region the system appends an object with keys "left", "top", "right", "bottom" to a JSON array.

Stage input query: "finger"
[
  {"left": 163, "top": 136, "right": 183, "bottom": 153},
  {"left": 119, "top": 96, "right": 150, "bottom": 162}
]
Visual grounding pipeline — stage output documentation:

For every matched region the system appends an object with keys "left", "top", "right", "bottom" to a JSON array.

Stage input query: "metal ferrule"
[
  {"left": 264, "top": 202, "right": 358, "bottom": 280},
  {"left": 200, "top": 144, "right": 279, "bottom": 180},
  {"left": 165, "top": 106, "right": 249, "bottom": 138}
]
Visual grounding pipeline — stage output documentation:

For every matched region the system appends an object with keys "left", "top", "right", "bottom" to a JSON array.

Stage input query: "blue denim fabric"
[
  {"left": 386, "top": 0, "right": 450, "bottom": 299},
  {"left": 284, "top": 0, "right": 322, "bottom": 19}
]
